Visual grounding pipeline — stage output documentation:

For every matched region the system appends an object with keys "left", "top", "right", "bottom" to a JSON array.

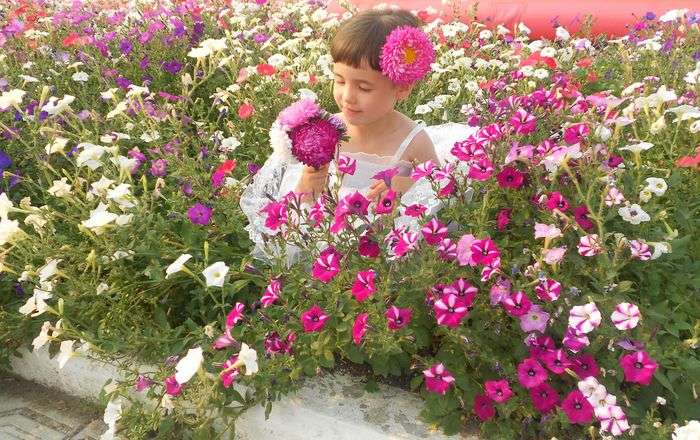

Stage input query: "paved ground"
[{"left": 0, "top": 374, "right": 106, "bottom": 440}]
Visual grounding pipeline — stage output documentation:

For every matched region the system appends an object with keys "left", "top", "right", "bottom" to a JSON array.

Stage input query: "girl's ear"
[{"left": 396, "top": 84, "right": 413, "bottom": 102}]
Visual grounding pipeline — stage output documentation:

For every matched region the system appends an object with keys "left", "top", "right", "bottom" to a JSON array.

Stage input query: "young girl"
[{"left": 241, "top": 8, "right": 476, "bottom": 261}]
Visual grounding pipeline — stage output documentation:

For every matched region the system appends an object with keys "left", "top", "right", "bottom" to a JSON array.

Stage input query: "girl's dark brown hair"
[{"left": 330, "top": 9, "right": 421, "bottom": 71}]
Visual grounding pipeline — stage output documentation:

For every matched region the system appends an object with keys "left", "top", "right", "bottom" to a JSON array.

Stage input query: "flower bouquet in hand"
[{"left": 269, "top": 98, "right": 347, "bottom": 169}]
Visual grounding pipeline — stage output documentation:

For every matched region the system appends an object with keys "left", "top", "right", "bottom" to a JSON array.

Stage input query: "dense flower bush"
[{"left": 0, "top": 0, "right": 698, "bottom": 438}]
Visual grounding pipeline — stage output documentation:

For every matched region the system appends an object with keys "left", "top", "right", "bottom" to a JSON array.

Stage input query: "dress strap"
[{"left": 391, "top": 120, "right": 426, "bottom": 162}]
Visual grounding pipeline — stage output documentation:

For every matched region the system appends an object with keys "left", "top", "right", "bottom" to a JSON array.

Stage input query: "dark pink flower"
[
  {"left": 345, "top": 191, "right": 370, "bottom": 216},
  {"left": 562, "top": 327, "right": 590, "bottom": 353},
  {"left": 468, "top": 157, "right": 494, "bottom": 180},
  {"left": 261, "top": 279, "right": 281, "bottom": 307},
  {"left": 358, "top": 235, "right": 380, "bottom": 258},
  {"left": 423, "top": 363, "right": 455, "bottom": 395},
  {"left": 311, "top": 247, "right": 341, "bottom": 283},
  {"left": 480, "top": 123, "right": 504, "bottom": 141},
  {"left": 300, "top": 304, "right": 329, "bottom": 333},
  {"left": 394, "top": 231, "right": 420, "bottom": 258},
  {"left": 308, "top": 197, "right": 326, "bottom": 227},
  {"left": 379, "top": 26, "right": 435, "bottom": 86},
  {"left": 573, "top": 205, "right": 594, "bottom": 230},
  {"left": 404, "top": 203, "right": 427, "bottom": 217},
  {"left": 620, "top": 351, "right": 658, "bottom": 385},
  {"left": 165, "top": 375, "right": 183, "bottom": 396},
  {"left": 410, "top": 160, "right": 437, "bottom": 181},
  {"left": 470, "top": 237, "right": 500, "bottom": 265},
  {"left": 509, "top": 108, "right": 537, "bottom": 135},
  {"left": 561, "top": 390, "right": 594, "bottom": 424},
  {"left": 290, "top": 117, "right": 342, "bottom": 169},
  {"left": 374, "top": 189, "right": 397, "bottom": 215},
  {"left": 480, "top": 257, "right": 502, "bottom": 282},
  {"left": 352, "top": 313, "right": 369, "bottom": 346},
  {"left": 135, "top": 375, "right": 153, "bottom": 392},
  {"left": 351, "top": 270, "right": 376, "bottom": 302},
  {"left": 211, "top": 159, "right": 237, "bottom": 188},
  {"left": 433, "top": 293, "right": 469, "bottom": 327},
  {"left": 535, "top": 279, "right": 561, "bottom": 302},
  {"left": 226, "top": 302, "right": 245, "bottom": 328},
  {"left": 529, "top": 382, "right": 560, "bottom": 414},
  {"left": 489, "top": 278, "right": 511, "bottom": 305},
  {"left": 451, "top": 137, "right": 487, "bottom": 161},
  {"left": 517, "top": 357, "right": 548, "bottom": 389},
  {"left": 629, "top": 240, "right": 652, "bottom": 260},
  {"left": 563, "top": 122, "right": 589, "bottom": 144},
  {"left": 444, "top": 278, "right": 477, "bottom": 307},
  {"left": 502, "top": 290, "right": 532, "bottom": 317},
  {"left": 496, "top": 208, "right": 511, "bottom": 231},
  {"left": 264, "top": 331, "right": 291, "bottom": 355},
  {"left": 571, "top": 354, "right": 600, "bottom": 378},
  {"left": 261, "top": 200, "right": 288, "bottom": 230},
  {"left": 421, "top": 218, "right": 448, "bottom": 245},
  {"left": 484, "top": 379, "right": 513, "bottom": 403},
  {"left": 188, "top": 202, "right": 213, "bottom": 225},
  {"left": 541, "top": 348, "right": 572, "bottom": 375},
  {"left": 437, "top": 238, "right": 457, "bottom": 260},
  {"left": 385, "top": 305, "right": 412, "bottom": 330},
  {"left": 212, "top": 331, "right": 236, "bottom": 350},
  {"left": 545, "top": 191, "right": 570, "bottom": 212},
  {"left": 527, "top": 334, "right": 556, "bottom": 359},
  {"left": 372, "top": 166, "right": 400, "bottom": 188},
  {"left": 219, "top": 355, "right": 241, "bottom": 388},
  {"left": 473, "top": 394, "right": 496, "bottom": 421}
]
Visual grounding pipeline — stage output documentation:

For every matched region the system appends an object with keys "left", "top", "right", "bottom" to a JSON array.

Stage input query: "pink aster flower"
[
  {"left": 530, "top": 382, "right": 560, "bottom": 414},
  {"left": 595, "top": 405, "right": 630, "bottom": 436},
  {"left": 571, "top": 354, "right": 600, "bottom": 379},
  {"left": 261, "top": 278, "right": 281, "bottom": 307},
  {"left": 456, "top": 234, "right": 478, "bottom": 266},
  {"left": 502, "top": 290, "right": 532, "bottom": 317},
  {"left": 510, "top": 108, "right": 537, "bottom": 135},
  {"left": 311, "top": 247, "right": 341, "bottom": 283},
  {"left": 562, "top": 326, "right": 590, "bottom": 353},
  {"left": 165, "top": 375, "right": 183, "bottom": 396},
  {"left": 385, "top": 305, "right": 412, "bottom": 330},
  {"left": 374, "top": 189, "right": 397, "bottom": 215},
  {"left": 290, "top": 117, "right": 342, "bottom": 169},
  {"left": 352, "top": 313, "right": 369, "bottom": 346},
  {"left": 351, "top": 270, "right": 377, "bottom": 302},
  {"left": 473, "top": 394, "right": 496, "bottom": 421},
  {"left": 423, "top": 362, "right": 455, "bottom": 395},
  {"left": 337, "top": 154, "right": 356, "bottom": 175},
  {"left": 421, "top": 218, "right": 448, "bottom": 245},
  {"left": 569, "top": 302, "right": 602, "bottom": 334},
  {"left": 517, "top": 357, "right": 548, "bottom": 389},
  {"left": 468, "top": 157, "right": 495, "bottom": 180},
  {"left": 629, "top": 240, "right": 652, "bottom": 260},
  {"left": 300, "top": 304, "right": 329, "bottom": 333},
  {"left": 535, "top": 278, "right": 561, "bottom": 302},
  {"left": 226, "top": 302, "right": 245, "bottom": 328},
  {"left": 470, "top": 237, "right": 500, "bottom": 265},
  {"left": 520, "top": 304, "right": 550, "bottom": 333},
  {"left": 578, "top": 234, "right": 603, "bottom": 256},
  {"left": 410, "top": 160, "right": 437, "bottom": 181},
  {"left": 380, "top": 26, "right": 435, "bottom": 86},
  {"left": 541, "top": 348, "right": 572, "bottom": 375},
  {"left": 261, "top": 200, "right": 288, "bottom": 231},
  {"left": 620, "top": 351, "right": 658, "bottom": 386},
  {"left": 545, "top": 191, "right": 570, "bottom": 212},
  {"left": 219, "top": 355, "right": 241, "bottom": 388},
  {"left": 611, "top": 302, "right": 641, "bottom": 330},
  {"left": 277, "top": 98, "right": 320, "bottom": 130},
  {"left": 434, "top": 293, "right": 469, "bottom": 327},
  {"left": 484, "top": 379, "right": 514, "bottom": 403},
  {"left": 562, "top": 390, "right": 594, "bottom": 424}
]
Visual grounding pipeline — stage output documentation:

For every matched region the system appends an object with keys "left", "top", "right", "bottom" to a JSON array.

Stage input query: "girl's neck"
[{"left": 345, "top": 110, "right": 402, "bottom": 146}]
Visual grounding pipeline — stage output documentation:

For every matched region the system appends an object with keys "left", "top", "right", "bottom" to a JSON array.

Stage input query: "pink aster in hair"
[
  {"left": 311, "top": 246, "right": 341, "bottom": 283},
  {"left": 530, "top": 382, "right": 560, "bottom": 414},
  {"left": 611, "top": 302, "right": 641, "bottom": 330},
  {"left": 385, "top": 305, "right": 412, "bottom": 330},
  {"left": 421, "top": 218, "right": 448, "bottom": 245},
  {"left": 470, "top": 237, "right": 500, "bottom": 265},
  {"left": 578, "top": 234, "right": 603, "bottom": 256},
  {"left": 568, "top": 302, "right": 602, "bottom": 334},
  {"left": 473, "top": 394, "right": 496, "bottom": 421},
  {"left": 502, "top": 290, "right": 532, "bottom": 317},
  {"left": 620, "top": 350, "right": 658, "bottom": 385},
  {"left": 629, "top": 239, "right": 652, "bottom": 260},
  {"left": 337, "top": 154, "right": 356, "bottom": 175},
  {"left": 468, "top": 157, "right": 495, "bottom": 181},
  {"left": 352, "top": 313, "right": 369, "bottom": 346},
  {"left": 423, "top": 362, "right": 455, "bottom": 395},
  {"left": 595, "top": 405, "right": 630, "bottom": 436},
  {"left": 351, "top": 270, "right": 377, "bottom": 302},
  {"left": 261, "top": 279, "right": 281, "bottom": 307},
  {"left": 561, "top": 390, "right": 594, "bottom": 424},
  {"left": 219, "top": 355, "right": 241, "bottom": 388},
  {"left": 433, "top": 293, "right": 469, "bottom": 328},
  {"left": 484, "top": 379, "right": 513, "bottom": 403},
  {"left": 380, "top": 26, "right": 435, "bottom": 86},
  {"left": 277, "top": 98, "right": 320, "bottom": 130},
  {"left": 535, "top": 278, "right": 561, "bottom": 302},
  {"left": 300, "top": 304, "right": 329, "bottom": 333},
  {"left": 517, "top": 357, "right": 548, "bottom": 389}
]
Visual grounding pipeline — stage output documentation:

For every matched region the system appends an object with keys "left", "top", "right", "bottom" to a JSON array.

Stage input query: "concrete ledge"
[{"left": 11, "top": 348, "right": 472, "bottom": 439}]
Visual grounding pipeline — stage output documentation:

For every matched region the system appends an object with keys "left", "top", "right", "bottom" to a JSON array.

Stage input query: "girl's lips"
[{"left": 344, "top": 107, "right": 361, "bottom": 114}]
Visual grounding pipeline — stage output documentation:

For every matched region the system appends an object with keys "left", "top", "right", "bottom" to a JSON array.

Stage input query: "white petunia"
[
  {"left": 81, "top": 203, "right": 118, "bottom": 234},
  {"left": 618, "top": 204, "right": 651, "bottom": 225},
  {"left": 71, "top": 71, "right": 89, "bottom": 82},
  {"left": 619, "top": 141, "right": 653, "bottom": 153},
  {"left": 0, "top": 89, "right": 26, "bottom": 110},
  {"left": 0, "top": 192, "right": 13, "bottom": 220},
  {"left": 649, "top": 241, "right": 671, "bottom": 260},
  {"left": 414, "top": 104, "right": 432, "bottom": 115},
  {"left": 126, "top": 84, "right": 149, "bottom": 98},
  {"left": 188, "top": 46, "right": 212, "bottom": 59},
  {"left": 644, "top": 177, "right": 667, "bottom": 196},
  {"left": 76, "top": 143, "right": 109, "bottom": 170},
  {"left": 99, "top": 398, "right": 122, "bottom": 440},
  {"left": 18, "top": 287, "right": 52, "bottom": 316},
  {"left": 38, "top": 258, "right": 61, "bottom": 282},
  {"left": 45, "top": 137, "right": 69, "bottom": 155},
  {"left": 90, "top": 176, "right": 115, "bottom": 196},
  {"left": 115, "top": 214, "right": 133, "bottom": 226},
  {"left": 48, "top": 177, "right": 72, "bottom": 197},
  {"left": 174, "top": 347, "right": 204, "bottom": 384},
  {"left": 219, "top": 136, "right": 240, "bottom": 153},
  {"left": 673, "top": 420, "right": 700, "bottom": 440},
  {"left": 41, "top": 95, "right": 75, "bottom": 115},
  {"left": 0, "top": 218, "right": 22, "bottom": 245},
  {"left": 237, "top": 343, "right": 258, "bottom": 375},
  {"left": 639, "top": 188, "right": 653, "bottom": 203},
  {"left": 106, "top": 101, "right": 128, "bottom": 119},
  {"left": 56, "top": 340, "right": 76, "bottom": 369},
  {"left": 200, "top": 38, "right": 227, "bottom": 52},
  {"left": 106, "top": 183, "right": 136, "bottom": 209},
  {"left": 32, "top": 321, "right": 52, "bottom": 351},
  {"left": 165, "top": 254, "right": 192, "bottom": 278},
  {"left": 100, "top": 88, "right": 119, "bottom": 100},
  {"left": 202, "top": 261, "right": 229, "bottom": 287},
  {"left": 555, "top": 26, "right": 570, "bottom": 41}
]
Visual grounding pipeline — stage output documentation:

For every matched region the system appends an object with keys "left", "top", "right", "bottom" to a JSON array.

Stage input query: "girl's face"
[{"left": 332, "top": 60, "right": 410, "bottom": 126}]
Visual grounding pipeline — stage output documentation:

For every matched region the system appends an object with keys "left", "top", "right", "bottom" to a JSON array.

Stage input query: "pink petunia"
[
  {"left": 529, "top": 382, "right": 560, "bottom": 414},
  {"left": 561, "top": 390, "right": 594, "bottom": 424},
  {"left": 502, "top": 290, "right": 532, "bottom": 317},
  {"left": 311, "top": 247, "right": 341, "bottom": 283},
  {"left": 410, "top": 160, "right": 437, "bottom": 181},
  {"left": 352, "top": 313, "right": 369, "bottom": 346},
  {"left": 505, "top": 142, "right": 534, "bottom": 164},
  {"left": 573, "top": 205, "right": 595, "bottom": 231},
  {"left": 605, "top": 187, "right": 626, "bottom": 206},
  {"left": 219, "top": 355, "right": 241, "bottom": 388},
  {"left": 358, "top": 235, "right": 381, "bottom": 258},
  {"left": 527, "top": 334, "right": 556, "bottom": 359},
  {"left": 629, "top": 240, "right": 652, "bottom": 260},
  {"left": 372, "top": 166, "right": 400, "bottom": 188},
  {"left": 437, "top": 238, "right": 457, "bottom": 261},
  {"left": 345, "top": 191, "right": 370, "bottom": 216},
  {"left": 452, "top": 137, "right": 487, "bottom": 161},
  {"left": 535, "top": 278, "right": 561, "bottom": 302},
  {"left": 444, "top": 278, "right": 477, "bottom": 307},
  {"left": 456, "top": 234, "right": 478, "bottom": 266},
  {"left": 433, "top": 293, "right": 469, "bottom": 327},
  {"left": 480, "top": 256, "right": 502, "bottom": 282},
  {"left": 568, "top": 302, "right": 602, "bottom": 334},
  {"left": 562, "top": 326, "right": 590, "bottom": 353},
  {"left": 470, "top": 237, "right": 500, "bottom": 265},
  {"left": 543, "top": 246, "right": 567, "bottom": 265},
  {"left": 496, "top": 166, "right": 526, "bottom": 189},
  {"left": 517, "top": 357, "right": 548, "bottom": 389},
  {"left": 595, "top": 405, "right": 630, "bottom": 436},
  {"left": 578, "top": 234, "right": 603, "bottom": 256},
  {"left": 519, "top": 304, "right": 550, "bottom": 333},
  {"left": 480, "top": 123, "right": 504, "bottom": 141},
  {"left": 165, "top": 375, "right": 183, "bottom": 396},
  {"left": 385, "top": 305, "right": 412, "bottom": 330},
  {"left": 545, "top": 191, "right": 570, "bottom": 212},
  {"left": 468, "top": 157, "right": 495, "bottom": 180},
  {"left": 611, "top": 302, "right": 641, "bottom": 330},
  {"left": 404, "top": 203, "right": 428, "bottom": 217},
  {"left": 300, "top": 304, "right": 329, "bottom": 333},
  {"left": 541, "top": 348, "right": 572, "bottom": 375},
  {"left": 351, "top": 270, "right": 377, "bottom": 302},
  {"left": 421, "top": 218, "right": 448, "bottom": 245},
  {"left": 226, "top": 302, "right": 246, "bottom": 328},
  {"left": 489, "top": 278, "right": 511, "bottom": 306},
  {"left": 509, "top": 108, "right": 537, "bottom": 135},
  {"left": 261, "top": 279, "right": 281, "bottom": 307},
  {"left": 571, "top": 354, "right": 600, "bottom": 379},
  {"left": 619, "top": 351, "right": 658, "bottom": 386},
  {"left": 484, "top": 379, "right": 514, "bottom": 403},
  {"left": 394, "top": 231, "right": 420, "bottom": 258},
  {"left": 261, "top": 200, "right": 288, "bottom": 231},
  {"left": 563, "top": 122, "right": 589, "bottom": 145},
  {"left": 337, "top": 154, "right": 356, "bottom": 175},
  {"left": 473, "top": 394, "right": 496, "bottom": 421},
  {"left": 374, "top": 189, "right": 397, "bottom": 215},
  {"left": 308, "top": 196, "right": 326, "bottom": 227},
  {"left": 496, "top": 208, "right": 512, "bottom": 230},
  {"left": 423, "top": 362, "right": 455, "bottom": 395}
]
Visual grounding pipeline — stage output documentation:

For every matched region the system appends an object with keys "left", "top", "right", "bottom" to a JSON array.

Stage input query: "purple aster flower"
[
  {"left": 150, "top": 159, "right": 167, "bottom": 177},
  {"left": 188, "top": 202, "right": 213, "bottom": 225}
]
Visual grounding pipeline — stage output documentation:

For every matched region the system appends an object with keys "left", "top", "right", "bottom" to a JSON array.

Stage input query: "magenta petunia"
[
  {"left": 473, "top": 393, "right": 496, "bottom": 421},
  {"left": 277, "top": 98, "right": 320, "bottom": 130},
  {"left": 261, "top": 278, "right": 281, "bottom": 307},
  {"left": 563, "top": 122, "right": 589, "bottom": 144},
  {"left": 164, "top": 375, "right": 183, "bottom": 396},
  {"left": 517, "top": 357, "right": 548, "bottom": 389},
  {"left": 351, "top": 270, "right": 377, "bottom": 302},
  {"left": 496, "top": 208, "right": 512, "bottom": 230},
  {"left": 541, "top": 348, "right": 572, "bottom": 375},
  {"left": 529, "top": 382, "right": 560, "bottom": 414},
  {"left": 394, "top": 231, "right": 420, "bottom": 258},
  {"left": 188, "top": 202, "right": 213, "bottom": 225},
  {"left": 219, "top": 355, "right": 241, "bottom": 388},
  {"left": 374, "top": 189, "right": 397, "bottom": 215},
  {"left": 444, "top": 278, "right": 478, "bottom": 307},
  {"left": 421, "top": 217, "right": 448, "bottom": 245},
  {"left": 379, "top": 26, "right": 435, "bottom": 86},
  {"left": 337, "top": 154, "right": 357, "bottom": 175},
  {"left": 562, "top": 326, "right": 590, "bottom": 353},
  {"left": 352, "top": 313, "right": 369, "bottom": 346},
  {"left": 308, "top": 197, "right": 326, "bottom": 227},
  {"left": 261, "top": 200, "right": 288, "bottom": 231},
  {"left": 573, "top": 204, "right": 595, "bottom": 231},
  {"left": 509, "top": 108, "right": 537, "bottom": 135},
  {"left": 226, "top": 302, "right": 245, "bottom": 329},
  {"left": 358, "top": 235, "right": 381, "bottom": 258},
  {"left": 345, "top": 191, "right": 370, "bottom": 216},
  {"left": 619, "top": 351, "right": 658, "bottom": 386},
  {"left": 300, "top": 304, "right": 329, "bottom": 333},
  {"left": 433, "top": 293, "right": 469, "bottom": 328},
  {"left": 385, "top": 305, "right": 412, "bottom": 330},
  {"left": 289, "top": 117, "right": 342, "bottom": 169},
  {"left": 468, "top": 157, "right": 495, "bottom": 181},
  {"left": 502, "top": 290, "right": 532, "bottom": 317},
  {"left": 484, "top": 379, "right": 514, "bottom": 403},
  {"left": 535, "top": 278, "right": 561, "bottom": 302},
  {"left": 410, "top": 160, "right": 437, "bottom": 181},
  {"left": 311, "top": 247, "right": 341, "bottom": 283},
  {"left": 527, "top": 334, "right": 556, "bottom": 359},
  {"left": 437, "top": 238, "right": 457, "bottom": 261},
  {"left": 561, "top": 390, "right": 594, "bottom": 424},
  {"left": 404, "top": 203, "right": 428, "bottom": 217},
  {"left": 571, "top": 354, "right": 600, "bottom": 379},
  {"left": 470, "top": 237, "right": 500, "bottom": 265},
  {"left": 545, "top": 191, "right": 570, "bottom": 212},
  {"left": 423, "top": 362, "right": 455, "bottom": 395}
]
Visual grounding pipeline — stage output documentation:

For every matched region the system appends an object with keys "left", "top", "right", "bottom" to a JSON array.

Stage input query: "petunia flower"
[
  {"left": 385, "top": 305, "right": 412, "bottom": 330},
  {"left": 226, "top": 303, "right": 245, "bottom": 328},
  {"left": 337, "top": 154, "right": 356, "bottom": 175},
  {"left": 569, "top": 302, "right": 602, "bottom": 334},
  {"left": 534, "top": 223, "right": 562, "bottom": 240},
  {"left": 311, "top": 247, "right": 341, "bottom": 283},
  {"left": 496, "top": 208, "right": 512, "bottom": 231},
  {"left": 437, "top": 238, "right": 457, "bottom": 261},
  {"left": 562, "top": 326, "right": 590, "bottom": 353},
  {"left": 535, "top": 278, "right": 561, "bottom": 302},
  {"left": 300, "top": 305, "right": 329, "bottom": 333},
  {"left": 541, "top": 348, "right": 572, "bottom": 375},
  {"left": 374, "top": 189, "right": 397, "bottom": 215},
  {"left": 619, "top": 351, "right": 658, "bottom": 385},
  {"left": 404, "top": 203, "right": 427, "bottom": 217},
  {"left": 423, "top": 363, "right": 455, "bottom": 395},
  {"left": 261, "top": 200, "right": 288, "bottom": 231},
  {"left": 571, "top": 354, "right": 600, "bottom": 379},
  {"left": 421, "top": 218, "right": 448, "bottom": 245},
  {"left": 610, "top": 302, "right": 641, "bottom": 330},
  {"left": 433, "top": 293, "right": 469, "bottom": 327},
  {"left": 470, "top": 237, "right": 500, "bottom": 265},
  {"left": 219, "top": 355, "right": 241, "bottom": 388},
  {"left": 352, "top": 313, "right": 369, "bottom": 346},
  {"left": 261, "top": 279, "right": 281, "bottom": 307},
  {"left": 165, "top": 254, "right": 192, "bottom": 278},
  {"left": 517, "top": 357, "right": 548, "bottom": 389},
  {"left": 358, "top": 235, "right": 380, "bottom": 258},
  {"left": 529, "top": 382, "right": 560, "bottom": 414},
  {"left": 410, "top": 160, "right": 436, "bottom": 181},
  {"left": 545, "top": 191, "right": 570, "bottom": 212},
  {"left": 468, "top": 157, "right": 495, "bottom": 180},
  {"left": 510, "top": 108, "right": 537, "bottom": 135},
  {"left": 473, "top": 394, "right": 496, "bottom": 421},
  {"left": 372, "top": 166, "right": 400, "bottom": 188},
  {"left": 202, "top": 261, "right": 229, "bottom": 287},
  {"left": 572, "top": 205, "right": 595, "bottom": 231},
  {"left": 489, "top": 278, "right": 511, "bottom": 305},
  {"left": 502, "top": 290, "right": 532, "bottom": 317},
  {"left": 561, "top": 390, "right": 594, "bottom": 424},
  {"left": 595, "top": 405, "right": 630, "bottom": 436},
  {"left": 164, "top": 375, "right": 183, "bottom": 396},
  {"left": 543, "top": 246, "right": 567, "bottom": 265},
  {"left": 618, "top": 204, "right": 651, "bottom": 224},
  {"left": 187, "top": 202, "right": 213, "bottom": 225},
  {"left": 393, "top": 231, "right": 420, "bottom": 258},
  {"left": 629, "top": 240, "right": 652, "bottom": 260},
  {"left": 484, "top": 379, "right": 514, "bottom": 403},
  {"left": 520, "top": 304, "right": 550, "bottom": 333},
  {"left": 351, "top": 270, "right": 377, "bottom": 302},
  {"left": 578, "top": 234, "right": 603, "bottom": 256}
]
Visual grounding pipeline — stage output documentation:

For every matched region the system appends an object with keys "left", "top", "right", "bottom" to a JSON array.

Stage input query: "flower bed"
[{"left": 0, "top": 0, "right": 699, "bottom": 439}]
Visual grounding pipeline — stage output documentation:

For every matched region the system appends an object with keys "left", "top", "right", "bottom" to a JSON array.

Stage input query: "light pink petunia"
[
  {"left": 311, "top": 247, "right": 341, "bottom": 283},
  {"left": 423, "top": 363, "right": 455, "bottom": 395},
  {"left": 578, "top": 234, "right": 603, "bottom": 256},
  {"left": 219, "top": 355, "right": 241, "bottom": 388},
  {"left": 629, "top": 240, "right": 652, "bottom": 260},
  {"left": 610, "top": 302, "right": 641, "bottom": 330},
  {"left": 337, "top": 154, "right": 356, "bottom": 175},
  {"left": 421, "top": 218, "right": 448, "bottom": 245},
  {"left": 568, "top": 302, "right": 602, "bottom": 334},
  {"left": 261, "top": 279, "right": 281, "bottom": 307},
  {"left": 535, "top": 278, "right": 561, "bottom": 302},
  {"left": 456, "top": 234, "right": 478, "bottom": 266},
  {"left": 595, "top": 405, "right": 630, "bottom": 436}
]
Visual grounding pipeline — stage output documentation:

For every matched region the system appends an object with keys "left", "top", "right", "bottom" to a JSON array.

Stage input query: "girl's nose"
[{"left": 342, "top": 88, "right": 356, "bottom": 105}]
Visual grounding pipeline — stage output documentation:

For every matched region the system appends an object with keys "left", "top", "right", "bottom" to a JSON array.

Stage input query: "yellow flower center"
[{"left": 403, "top": 47, "right": 417, "bottom": 64}]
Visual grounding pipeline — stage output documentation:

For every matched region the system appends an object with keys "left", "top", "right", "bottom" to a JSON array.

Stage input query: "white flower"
[
  {"left": 649, "top": 241, "right": 671, "bottom": 260},
  {"left": 100, "top": 88, "right": 119, "bottom": 100},
  {"left": 555, "top": 26, "right": 570, "bottom": 41},
  {"left": 0, "top": 89, "right": 26, "bottom": 110},
  {"left": 619, "top": 141, "right": 654, "bottom": 153},
  {"left": 140, "top": 130, "right": 160, "bottom": 143},
  {"left": 540, "top": 46, "right": 557, "bottom": 58},
  {"left": 656, "top": 396, "right": 667, "bottom": 405},
  {"left": 478, "top": 29, "right": 492, "bottom": 40},
  {"left": 533, "top": 68, "right": 549, "bottom": 79},
  {"left": 578, "top": 377, "right": 601, "bottom": 397},
  {"left": 160, "top": 394, "right": 174, "bottom": 412},
  {"left": 639, "top": 188, "right": 653, "bottom": 203},
  {"left": 81, "top": 203, "right": 118, "bottom": 234},
  {"left": 72, "top": 71, "right": 89, "bottom": 82},
  {"left": 20, "top": 75, "right": 39, "bottom": 83},
  {"left": 32, "top": 321, "right": 52, "bottom": 351},
  {"left": 56, "top": 340, "right": 76, "bottom": 369},
  {"left": 618, "top": 204, "right": 651, "bottom": 225},
  {"left": 99, "top": 398, "right": 122, "bottom": 440},
  {"left": 116, "top": 214, "right": 133, "bottom": 226},
  {"left": 689, "top": 120, "right": 700, "bottom": 133},
  {"left": 269, "top": 122, "right": 293, "bottom": 162},
  {"left": 90, "top": 176, "right": 115, "bottom": 196},
  {"left": 45, "top": 137, "right": 69, "bottom": 155},
  {"left": 268, "top": 53, "right": 288, "bottom": 67},
  {"left": 0, "top": 218, "right": 22, "bottom": 245},
  {"left": 106, "top": 183, "right": 136, "bottom": 209},
  {"left": 106, "top": 101, "right": 128, "bottom": 119},
  {"left": 414, "top": 104, "right": 432, "bottom": 115},
  {"left": 96, "top": 283, "right": 110, "bottom": 295},
  {"left": 188, "top": 46, "right": 212, "bottom": 59},
  {"left": 568, "top": 302, "right": 602, "bottom": 334},
  {"left": 297, "top": 88, "right": 317, "bottom": 101},
  {"left": 48, "top": 177, "right": 72, "bottom": 197},
  {"left": 38, "top": 258, "right": 61, "bottom": 282},
  {"left": 650, "top": 115, "right": 666, "bottom": 133},
  {"left": 174, "top": 347, "right": 204, "bottom": 384},
  {"left": 24, "top": 214, "right": 47, "bottom": 232},
  {"left": 673, "top": 420, "right": 700, "bottom": 440},
  {"left": 202, "top": 261, "right": 229, "bottom": 287},
  {"left": 645, "top": 177, "right": 667, "bottom": 196},
  {"left": 219, "top": 136, "right": 240, "bottom": 153},
  {"left": 237, "top": 343, "right": 259, "bottom": 376},
  {"left": 165, "top": 254, "right": 192, "bottom": 278},
  {"left": 595, "top": 125, "right": 612, "bottom": 141},
  {"left": 76, "top": 143, "right": 109, "bottom": 170},
  {"left": 200, "top": 38, "right": 227, "bottom": 52},
  {"left": 659, "top": 8, "right": 688, "bottom": 22},
  {"left": 41, "top": 95, "right": 75, "bottom": 115},
  {"left": 517, "top": 22, "right": 531, "bottom": 34},
  {"left": 126, "top": 84, "right": 149, "bottom": 99},
  {"left": 18, "top": 287, "right": 52, "bottom": 316},
  {"left": 0, "top": 192, "right": 13, "bottom": 220}
]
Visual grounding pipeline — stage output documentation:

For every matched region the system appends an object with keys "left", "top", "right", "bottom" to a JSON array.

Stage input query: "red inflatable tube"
[{"left": 326, "top": 0, "right": 699, "bottom": 39}]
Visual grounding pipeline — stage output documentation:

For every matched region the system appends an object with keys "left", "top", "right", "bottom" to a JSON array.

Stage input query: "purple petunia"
[{"left": 188, "top": 203, "right": 213, "bottom": 225}]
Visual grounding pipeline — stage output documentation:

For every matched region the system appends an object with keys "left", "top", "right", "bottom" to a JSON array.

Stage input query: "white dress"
[{"left": 240, "top": 121, "right": 478, "bottom": 261}]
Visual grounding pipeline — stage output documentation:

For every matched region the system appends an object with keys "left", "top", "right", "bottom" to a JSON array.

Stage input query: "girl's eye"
[{"left": 359, "top": 87, "right": 371, "bottom": 92}]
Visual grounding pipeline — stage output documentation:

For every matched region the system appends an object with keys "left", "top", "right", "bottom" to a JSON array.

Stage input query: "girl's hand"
[
  {"left": 295, "top": 164, "right": 329, "bottom": 201},
  {"left": 367, "top": 176, "right": 415, "bottom": 201},
  {"left": 367, "top": 180, "right": 389, "bottom": 202}
]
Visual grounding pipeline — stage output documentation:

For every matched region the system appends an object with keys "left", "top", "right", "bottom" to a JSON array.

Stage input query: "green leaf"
[
  {"left": 654, "top": 371, "right": 678, "bottom": 399},
  {"left": 364, "top": 379, "right": 379, "bottom": 393}
]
